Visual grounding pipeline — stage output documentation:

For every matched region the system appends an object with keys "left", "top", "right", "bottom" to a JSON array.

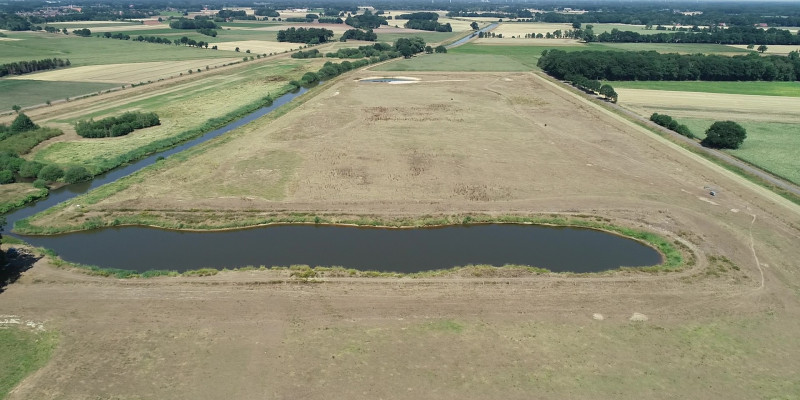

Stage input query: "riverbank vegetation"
[{"left": 75, "top": 111, "right": 160, "bottom": 138}]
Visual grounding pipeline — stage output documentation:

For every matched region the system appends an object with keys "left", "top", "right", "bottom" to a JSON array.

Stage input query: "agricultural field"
[
  {"left": 728, "top": 44, "right": 800, "bottom": 55},
  {"left": 615, "top": 88, "right": 800, "bottom": 185},
  {"left": 592, "top": 42, "right": 752, "bottom": 54},
  {"left": 6, "top": 58, "right": 240, "bottom": 84},
  {"left": 0, "top": 31, "right": 240, "bottom": 66},
  {"left": 7, "top": 66, "right": 800, "bottom": 399},
  {"left": 372, "top": 53, "right": 529, "bottom": 72},
  {"left": 610, "top": 81, "right": 800, "bottom": 97},
  {"left": 0, "top": 80, "right": 117, "bottom": 111}
]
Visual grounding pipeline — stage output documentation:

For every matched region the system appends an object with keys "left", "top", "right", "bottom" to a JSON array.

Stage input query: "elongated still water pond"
[{"left": 21, "top": 224, "right": 662, "bottom": 273}]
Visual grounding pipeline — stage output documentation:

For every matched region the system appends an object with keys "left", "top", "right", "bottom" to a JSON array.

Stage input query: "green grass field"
[
  {"left": 372, "top": 53, "right": 530, "bottom": 72},
  {"left": 451, "top": 43, "right": 590, "bottom": 68},
  {"left": 609, "top": 81, "right": 800, "bottom": 97},
  {"left": 678, "top": 118, "right": 800, "bottom": 185},
  {"left": 0, "top": 327, "right": 58, "bottom": 399},
  {"left": 0, "top": 80, "right": 117, "bottom": 111},
  {"left": 0, "top": 32, "right": 240, "bottom": 66},
  {"left": 588, "top": 42, "right": 751, "bottom": 54}
]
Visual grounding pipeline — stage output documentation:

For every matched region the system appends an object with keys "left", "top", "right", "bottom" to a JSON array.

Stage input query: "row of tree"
[
  {"left": 562, "top": 75, "right": 618, "bottom": 102},
  {"left": 341, "top": 28, "right": 377, "bottom": 42},
  {"left": 398, "top": 12, "right": 440, "bottom": 21},
  {"left": 75, "top": 112, "right": 160, "bottom": 138},
  {"left": 169, "top": 17, "right": 218, "bottom": 30},
  {"left": 276, "top": 27, "right": 334, "bottom": 44},
  {"left": 596, "top": 26, "right": 800, "bottom": 46},
  {"left": 650, "top": 113, "right": 694, "bottom": 138},
  {"left": 538, "top": 49, "right": 800, "bottom": 81},
  {"left": 0, "top": 58, "right": 70, "bottom": 78}
]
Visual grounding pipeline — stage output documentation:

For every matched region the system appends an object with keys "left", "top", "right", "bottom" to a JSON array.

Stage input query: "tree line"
[
  {"left": 596, "top": 26, "right": 800, "bottom": 46},
  {"left": 650, "top": 113, "right": 694, "bottom": 138},
  {"left": 0, "top": 58, "right": 70, "bottom": 78},
  {"left": 405, "top": 20, "right": 452, "bottom": 32},
  {"left": 277, "top": 27, "right": 334, "bottom": 44},
  {"left": 537, "top": 49, "right": 800, "bottom": 81},
  {"left": 75, "top": 112, "right": 160, "bottom": 139},
  {"left": 341, "top": 29, "right": 377, "bottom": 42},
  {"left": 168, "top": 17, "right": 218, "bottom": 30}
]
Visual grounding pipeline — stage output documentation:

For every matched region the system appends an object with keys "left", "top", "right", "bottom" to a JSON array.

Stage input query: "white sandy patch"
[{"left": 629, "top": 313, "right": 649, "bottom": 322}]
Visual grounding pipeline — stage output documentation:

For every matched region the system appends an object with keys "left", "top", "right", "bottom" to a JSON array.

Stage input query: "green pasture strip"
[
  {"left": 610, "top": 81, "right": 800, "bottom": 97},
  {"left": 375, "top": 31, "right": 460, "bottom": 45},
  {"left": 372, "top": 53, "right": 529, "bottom": 72},
  {"left": 0, "top": 80, "right": 118, "bottom": 111},
  {"left": 0, "top": 33, "right": 239, "bottom": 66},
  {"left": 450, "top": 43, "right": 588, "bottom": 68},
  {"left": 678, "top": 118, "right": 800, "bottom": 185}
]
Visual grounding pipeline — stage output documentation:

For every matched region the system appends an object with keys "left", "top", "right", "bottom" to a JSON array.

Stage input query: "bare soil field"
[
  {"left": 6, "top": 58, "right": 241, "bottom": 84},
  {"left": 615, "top": 88, "right": 800, "bottom": 123},
  {"left": 5, "top": 71, "right": 800, "bottom": 398}
]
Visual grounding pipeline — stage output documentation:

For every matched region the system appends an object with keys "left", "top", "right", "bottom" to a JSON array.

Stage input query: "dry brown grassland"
[{"left": 4, "top": 69, "right": 800, "bottom": 399}]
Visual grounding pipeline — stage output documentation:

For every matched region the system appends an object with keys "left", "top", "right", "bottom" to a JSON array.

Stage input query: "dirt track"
[{"left": 4, "top": 70, "right": 800, "bottom": 398}]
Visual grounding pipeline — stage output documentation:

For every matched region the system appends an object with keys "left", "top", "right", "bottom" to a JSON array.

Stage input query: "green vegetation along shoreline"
[{"left": 11, "top": 214, "right": 686, "bottom": 279}]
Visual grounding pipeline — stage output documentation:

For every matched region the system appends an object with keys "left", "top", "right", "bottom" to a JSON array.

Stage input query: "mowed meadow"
[{"left": 616, "top": 86, "right": 800, "bottom": 185}]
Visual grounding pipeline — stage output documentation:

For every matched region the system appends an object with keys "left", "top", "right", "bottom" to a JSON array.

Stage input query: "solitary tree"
[
  {"left": 599, "top": 84, "right": 618, "bottom": 103},
  {"left": 11, "top": 105, "right": 20, "bottom": 113},
  {"left": 10, "top": 113, "right": 37, "bottom": 133},
  {"left": 746, "top": 44, "right": 755, "bottom": 49},
  {"left": 757, "top": 44, "right": 768, "bottom": 53},
  {"left": 701, "top": 121, "right": 747, "bottom": 149},
  {"left": 434, "top": 45, "right": 447, "bottom": 53},
  {"left": 572, "top": 21, "right": 581, "bottom": 29},
  {"left": 470, "top": 21, "right": 479, "bottom": 30}
]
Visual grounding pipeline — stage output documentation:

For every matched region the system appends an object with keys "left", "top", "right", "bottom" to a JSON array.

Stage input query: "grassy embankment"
[{"left": 0, "top": 326, "right": 58, "bottom": 399}]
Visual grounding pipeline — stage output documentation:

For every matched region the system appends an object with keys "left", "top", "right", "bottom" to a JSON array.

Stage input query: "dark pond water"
[{"left": 21, "top": 224, "right": 662, "bottom": 273}]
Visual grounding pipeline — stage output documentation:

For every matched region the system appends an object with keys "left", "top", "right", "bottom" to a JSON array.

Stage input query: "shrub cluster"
[
  {"left": 291, "top": 49, "right": 322, "bottom": 59},
  {"left": 340, "top": 28, "right": 377, "bottom": 41},
  {"left": 650, "top": 113, "right": 694, "bottom": 138},
  {"left": 404, "top": 20, "right": 452, "bottom": 32},
  {"left": 75, "top": 111, "right": 160, "bottom": 138},
  {"left": 277, "top": 27, "right": 334, "bottom": 44}
]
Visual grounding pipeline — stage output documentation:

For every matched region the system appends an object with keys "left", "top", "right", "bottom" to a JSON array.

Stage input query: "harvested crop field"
[
  {"left": 5, "top": 69, "right": 800, "bottom": 399},
  {"left": 616, "top": 88, "right": 800, "bottom": 123},
  {"left": 490, "top": 22, "right": 574, "bottom": 37},
  {"left": 212, "top": 40, "right": 300, "bottom": 54},
  {"left": 6, "top": 58, "right": 241, "bottom": 84}
]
